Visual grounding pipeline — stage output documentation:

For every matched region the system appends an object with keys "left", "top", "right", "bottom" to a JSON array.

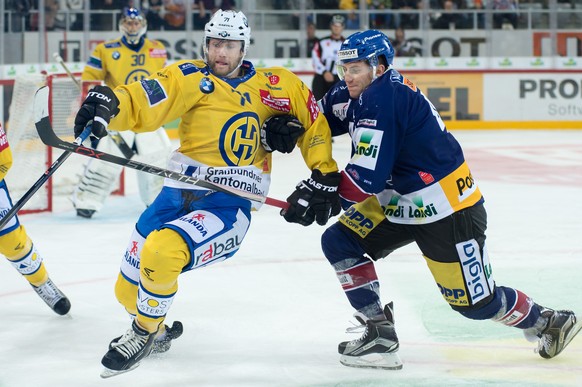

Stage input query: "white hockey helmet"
[
  {"left": 119, "top": 7, "right": 147, "bottom": 45},
  {"left": 203, "top": 9, "right": 251, "bottom": 61}
]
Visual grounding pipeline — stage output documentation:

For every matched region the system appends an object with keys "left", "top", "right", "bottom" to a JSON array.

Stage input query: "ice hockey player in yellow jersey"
[
  {"left": 72, "top": 9, "right": 341, "bottom": 377},
  {"left": 0, "top": 121, "right": 70, "bottom": 315},
  {"left": 72, "top": 7, "right": 172, "bottom": 219}
]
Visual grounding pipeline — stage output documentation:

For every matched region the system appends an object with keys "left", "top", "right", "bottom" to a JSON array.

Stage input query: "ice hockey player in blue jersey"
[{"left": 302, "top": 30, "right": 581, "bottom": 369}]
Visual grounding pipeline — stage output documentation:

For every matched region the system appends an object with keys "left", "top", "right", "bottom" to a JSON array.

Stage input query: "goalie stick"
[
  {"left": 53, "top": 53, "right": 135, "bottom": 159},
  {"left": 33, "top": 86, "right": 289, "bottom": 210}
]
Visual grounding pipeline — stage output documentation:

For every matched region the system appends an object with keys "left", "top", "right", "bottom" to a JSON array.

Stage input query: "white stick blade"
[{"left": 33, "top": 86, "right": 50, "bottom": 123}]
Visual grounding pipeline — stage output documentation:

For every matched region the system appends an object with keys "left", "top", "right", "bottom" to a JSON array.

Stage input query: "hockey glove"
[
  {"left": 282, "top": 169, "right": 342, "bottom": 226},
  {"left": 260, "top": 114, "right": 305, "bottom": 153},
  {"left": 74, "top": 85, "right": 120, "bottom": 142}
]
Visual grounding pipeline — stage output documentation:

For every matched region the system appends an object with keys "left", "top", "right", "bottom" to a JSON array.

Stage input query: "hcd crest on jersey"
[
  {"left": 219, "top": 112, "right": 260, "bottom": 166},
  {"left": 200, "top": 77, "right": 214, "bottom": 94},
  {"left": 125, "top": 69, "right": 150, "bottom": 84},
  {"left": 112, "top": 51, "right": 121, "bottom": 60}
]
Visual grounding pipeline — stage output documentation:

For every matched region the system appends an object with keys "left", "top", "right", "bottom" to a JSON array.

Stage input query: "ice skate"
[
  {"left": 151, "top": 321, "right": 183, "bottom": 354},
  {"left": 100, "top": 320, "right": 156, "bottom": 378},
  {"left": 536, "top": 307, "right": 582, "bottom": 359},
  {"left": 32, "top": 278, "right": 71, "bottom": 316},
  {"left": 76, "top": 209, "right": 95, "bottom": 219},
  {"left": 338, "top": 302, "right": 402, "bottom": 370}
]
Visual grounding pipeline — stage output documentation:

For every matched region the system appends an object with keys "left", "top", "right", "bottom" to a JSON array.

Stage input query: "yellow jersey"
[
  {"left": 110, "top": 60, "right": 338, "bottom": 206},
  {"left": 0, "top": 122, "right": 12, "bottom": 181},
  {"left": 82, "top": 37, "right": 167, "bottom": 88}
]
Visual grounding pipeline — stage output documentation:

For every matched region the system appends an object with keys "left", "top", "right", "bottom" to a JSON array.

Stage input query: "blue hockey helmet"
[
  {"left": 336, "top": 30, "right": 394, "bottom": 81},
  {"left": 119, "top": 7, "right": 147, "bottom": 45}
]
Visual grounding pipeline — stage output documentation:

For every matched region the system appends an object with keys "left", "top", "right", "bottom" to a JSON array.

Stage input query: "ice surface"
[{"left": 0, "top": 131, "right": 581, "bottom": 387}]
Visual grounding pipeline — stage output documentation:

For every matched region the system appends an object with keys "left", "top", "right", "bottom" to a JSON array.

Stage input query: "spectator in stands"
[
  {"left": 144, "top": 0, "right": 165, "bottom": 30},
  {"left": 193, "top": 0, "right": 217, "bottom": 30},
  {"left": 163, "top": 0, "right": 186, "bottom": 30},
  {"left": 466, "top": 0, "right": 485, "bottom": 29},
  {"left": 432, "top": 0, "right": 468, "bottom": 29},
  {"left": 311, "top": 14, "right": 345, "bottom": 100},
  {"left": 392, "top": 0, "right": 420, "bottom": 29},
  {"left": 8, "top": 0, "right": 31, "bottom": 32},
  {"left": 313, "top": 0, "right": 339, "bottom": 28},
  {"left": 29, "top": 0, "right": 59, "bottom": 31},
  {"left": 493, "top": 0, "right": 519, "bottom": 29},
  {"left": 339, "top": 0, "right": 360, "bottom": 29},
  {"left": 391, "top": 27, "right": 421, "bottom": 56},
  {"left": 90, "top": 0, "right": 126, "bottom": 31},
  {"left": 369, "top": 0, "right": 393, "bottom": 29},
  {"left": 217, "top": 0, "right": 235, "bottom": 11}
]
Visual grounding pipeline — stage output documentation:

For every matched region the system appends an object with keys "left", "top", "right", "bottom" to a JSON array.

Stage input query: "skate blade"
[
  {"left": 340, "top": 352, "right": 403, "bottom": 370},
  {"left": 100, "top": 363, "right": 140, "bottom": 379},
  {"left": 536, "top": 319, "right": 582, "bottom": 358},
  {"left": 559, "top": 320, "right": 582, "bottom": 355}
]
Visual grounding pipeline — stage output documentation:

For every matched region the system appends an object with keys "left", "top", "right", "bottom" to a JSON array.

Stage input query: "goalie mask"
[
  {"left": 119, "top": 7, "right": 147, "bottom": 45},
  {"left": 203, "top": 9, "right": 251, "bottom": 73},
  {"left": 336, "top": 30, "right": 394, "bottom": 82}
]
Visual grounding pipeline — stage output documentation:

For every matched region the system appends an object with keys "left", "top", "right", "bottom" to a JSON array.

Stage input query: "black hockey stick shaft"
[
  {"left": 53, "top": 52, "right": 135, "bottom": 159},
  {"left": 33, "top": 87, "right": 288, "bottom": 209}
]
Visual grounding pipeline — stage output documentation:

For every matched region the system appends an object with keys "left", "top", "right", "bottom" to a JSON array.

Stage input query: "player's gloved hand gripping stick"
[{"left": 53, "top": 53, "right": 135, "bottom": 159}]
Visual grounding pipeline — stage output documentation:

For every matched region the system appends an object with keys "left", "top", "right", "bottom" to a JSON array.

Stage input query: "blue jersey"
[{"left": 321, "top": 69, "right": 484, "bottom": 224}]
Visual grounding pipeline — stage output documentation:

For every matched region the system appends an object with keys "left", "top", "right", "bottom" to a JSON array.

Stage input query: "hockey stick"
[
  {"left": 0, "top": 87, "right": 88, "bottom": 229},
  {"left": 53, "top": 53, "right": 136, "bottom": 159},
  {"left": 33, "top": 86, "right": 289, "bottom": 210}
]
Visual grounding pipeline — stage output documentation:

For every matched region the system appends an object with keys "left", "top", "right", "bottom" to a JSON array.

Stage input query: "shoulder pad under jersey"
[{"left": 104, "top": 41, "right": 122, "bottom": 49}]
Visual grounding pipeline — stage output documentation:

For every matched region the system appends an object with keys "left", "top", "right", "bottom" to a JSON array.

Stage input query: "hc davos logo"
[
  {"left": 125, "top": 69, "right": 150, "bottom": 85},
  {"left": 219, "top": 112, "right": 260, "bottom": 166}
]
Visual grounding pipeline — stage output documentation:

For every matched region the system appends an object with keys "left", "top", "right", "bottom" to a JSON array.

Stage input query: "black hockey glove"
[
  {"left": 282, "top": 169, "right": 341, "bottom": 226},
  {"left": 260, "top": 114, "right": 305, "bottom": 153},
  {"left": 74, "top": 85, "right": 120, "bottom": 142}
]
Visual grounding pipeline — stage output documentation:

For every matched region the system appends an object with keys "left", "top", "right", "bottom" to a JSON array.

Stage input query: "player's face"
[
  {"left": 122, "top": 18, "right": 142, "bottom": 34},
  {"left": 206, "top": 38, "right": 244, "bottom": 78},
  {"left": 339, "top": 61, "right": 374, "bottom": 98}
]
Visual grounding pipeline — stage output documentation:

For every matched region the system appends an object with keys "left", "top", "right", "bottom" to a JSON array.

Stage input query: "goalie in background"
[
  {"left": 72, "top": 9, "right": 341, "bottom": 377},
  {"left": 72, "top": 7, "right": 172, "bottom": 219},
  {"left": 0, "top": 121, "right": 70, "bottom": 316}
]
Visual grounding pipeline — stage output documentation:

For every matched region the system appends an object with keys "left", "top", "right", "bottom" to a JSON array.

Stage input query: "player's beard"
[{"left": 208, "top": 55, "right": 244, "bottom": 78}]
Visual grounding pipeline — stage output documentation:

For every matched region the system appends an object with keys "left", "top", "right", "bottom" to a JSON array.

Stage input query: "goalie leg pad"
[
  {"left": 72, "top": 135, "right": 129, "bottom": 212},
  {"left": 134, "top": 128, "right": 172, "bottom": 207}
]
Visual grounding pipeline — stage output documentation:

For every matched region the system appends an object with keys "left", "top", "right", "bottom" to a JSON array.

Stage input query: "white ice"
[{"left": 0, "top": 130, "right": 581, "bottom": 387}]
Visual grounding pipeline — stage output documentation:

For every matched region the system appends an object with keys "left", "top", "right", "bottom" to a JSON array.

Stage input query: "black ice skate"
[
  {"left": 536, "top": 307, "right": 582, "bottom": 359},
  {"left": 32, "top": 278, "right": 71, "bottom": 315},
  {"left": 76, "top": 209, "right": 95, "bottom": 219},
  {"left": 100, "top": 320, "right": 156, "bottom": 378},
  {"left": 338, "top": 302, "right": 402, "bottom": 370},
  {"left": 151, "top": 321, "right": 184, "bottom": 354}
]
